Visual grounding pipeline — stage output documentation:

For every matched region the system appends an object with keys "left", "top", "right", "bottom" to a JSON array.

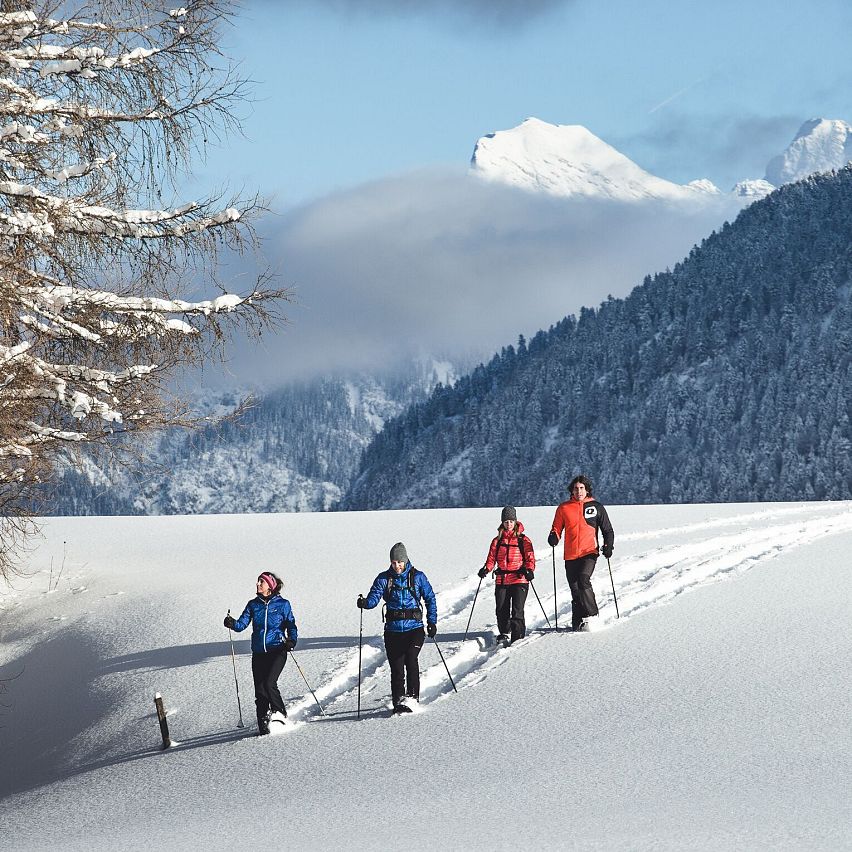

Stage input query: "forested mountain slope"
[
  {"left": 341, "top": 168, "right": 852, "bottom": 508},
  {"left": 50, "top": 361, "right": 454, "bottom": 514}
]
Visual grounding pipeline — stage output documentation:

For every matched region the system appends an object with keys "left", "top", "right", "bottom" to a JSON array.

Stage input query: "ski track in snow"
[{"left": 275, "top": 503, "right": 852, "bottom": 726}]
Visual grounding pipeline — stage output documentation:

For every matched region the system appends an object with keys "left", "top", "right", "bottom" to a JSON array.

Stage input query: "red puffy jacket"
[
  {"left": 550, "top": 497, "right": 614, "bottom": 561},
  {"left": 484, "top": 521, "right": 536, "bottom": 585}
]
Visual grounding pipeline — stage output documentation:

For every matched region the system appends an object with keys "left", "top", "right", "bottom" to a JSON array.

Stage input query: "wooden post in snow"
[{"left": 154, "top": 692, "right": 172, "bottom": 749}]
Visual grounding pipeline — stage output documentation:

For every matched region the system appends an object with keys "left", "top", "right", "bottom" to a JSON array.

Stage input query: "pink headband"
[{"left": 258, "top": 572, "right": 277, "bottom": 592}]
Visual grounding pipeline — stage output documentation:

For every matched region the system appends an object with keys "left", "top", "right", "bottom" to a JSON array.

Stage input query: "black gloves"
[
  {"left": 477, "top": 567, "right": 488, "bottom": 579},
  {"left": 547, "top": 531, "right": 559, "bottom": 547},
  {"left": 602, "top": 544, "right": 613, "bottom": 559},
  {"left": 520, "top": 568, "right": 534, "bottom": 581},
  {"left": 223, "top": 615, "right": 236, "bottom": 629},
  {"left": 284, "top": 639, "right": 296, "bottom": 652},
  {"left": 427, "top": 623, "right": 437, "bottom": 638},
  {"left": 356, "top": 595, "right": 366, "bottom": 609}
]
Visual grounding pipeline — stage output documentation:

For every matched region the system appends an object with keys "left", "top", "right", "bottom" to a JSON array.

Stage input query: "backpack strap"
[
  {"left": 495, "top": 533, "right": 528, "bottom": 574},
  {"left": 384, "top": 567, "right": 418, "bottom": 600},
  {"left": 383, "top": 568, "right": 422, "bottom": 623}
]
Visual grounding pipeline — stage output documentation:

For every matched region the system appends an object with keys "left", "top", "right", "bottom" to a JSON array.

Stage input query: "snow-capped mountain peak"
[
  {"left": 470, "top": 117, "right": 720, "bottom": 202},
  {"left": 471, "top": 115, "right": 852, "bottom": 206},
  {"left": 764, "top": 118, "right": 852, "bottom": 186}
]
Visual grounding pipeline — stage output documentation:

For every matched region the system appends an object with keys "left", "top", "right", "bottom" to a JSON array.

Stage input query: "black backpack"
[{"left": 383, "top": 568, "right": 422, "bottom": 622}]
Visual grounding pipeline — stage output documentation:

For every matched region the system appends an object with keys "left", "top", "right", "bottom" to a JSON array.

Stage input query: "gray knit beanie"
[
  {"left": 389, "top": 542, "right": 408, "bottom": 563},
  {"left": 501, "top": 506, "right": 517, "bottom": 523}
]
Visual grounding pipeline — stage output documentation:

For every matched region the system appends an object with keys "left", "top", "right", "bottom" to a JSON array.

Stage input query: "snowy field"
[{"left": 1, "top": 501, "right": 851, "bottom": 851}]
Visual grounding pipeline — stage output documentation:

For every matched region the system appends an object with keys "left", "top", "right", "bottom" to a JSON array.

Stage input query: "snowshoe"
[
  {"left": 267, "top": 710, "right": 290, "bottom": 734},
  {"left": 392, "top": 697, "right": 416, "bottom": 715}
]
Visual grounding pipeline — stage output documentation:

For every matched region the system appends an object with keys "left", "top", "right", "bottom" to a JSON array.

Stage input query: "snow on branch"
[
  {"left": 25, "top": 284, "right": 248, "bottom": 317},
  {"left": 0, "top": 182, "right": 242, "bottom": 238},
  {"left": 0, "top": 44, "right": 162, "bottom": 77}
]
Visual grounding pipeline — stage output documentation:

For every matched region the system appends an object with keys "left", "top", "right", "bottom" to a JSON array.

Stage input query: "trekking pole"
[
  {"left": 431, "top": 636, "right": 458, "bottom": 693},
  {"left": 607, "top": 558, "right": 620, "bottom": 619},
  {"left": 463, "top": 573, "right": 484, "bottom": 641},
  {"left": 528, "top": 579, "right": 552, "bottom": 630},
  {"left": 552, "top": 547, "right": 559, "bottom": 631},
  {"left": 226, "top": 609, "right": 245, "bottom": 729},
  {"left": 288, "top": 650, "right": 326, "bottom": 716},
  {"left": 357, "top": 596, "right": 364, "bottom": 720}
]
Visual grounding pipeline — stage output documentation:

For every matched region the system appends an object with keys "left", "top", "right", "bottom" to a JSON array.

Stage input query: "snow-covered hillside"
[
  {"left": 2, "top": 501, "right": 850, "bottom": 850},
  {"left": 50, "top": 359, "right": 458, "bottom": 515}
]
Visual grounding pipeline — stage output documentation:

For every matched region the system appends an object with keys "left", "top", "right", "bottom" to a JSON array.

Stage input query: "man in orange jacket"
[{"left": 548, "top": 474, "right": 614, "bottom": 631}]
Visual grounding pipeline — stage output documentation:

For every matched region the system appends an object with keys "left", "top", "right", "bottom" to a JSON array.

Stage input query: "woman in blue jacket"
[
  {"left": 357, "top": 542, "right": 437, "bottom": 714},
  {"left": 224, "top": 572, "right": 298, "bottom": 734}
]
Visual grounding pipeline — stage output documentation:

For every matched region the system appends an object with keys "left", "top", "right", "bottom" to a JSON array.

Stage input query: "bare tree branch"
[{"left": 0, "top": 0, "right": 290, "bottom": 579}]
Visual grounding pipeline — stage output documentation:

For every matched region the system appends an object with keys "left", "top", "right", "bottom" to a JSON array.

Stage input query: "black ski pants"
[
  {"left": 565, "top": 555, "right": 599, "bottom": 629},
  {"left": 384, "top": 626, "right": 424, "bottom": 704},
  {"left": 495, "top": 583, "right": 529, "bottom": 642},
  {"left": 252, "top": 647, "right": 288, "bottom": 726}
]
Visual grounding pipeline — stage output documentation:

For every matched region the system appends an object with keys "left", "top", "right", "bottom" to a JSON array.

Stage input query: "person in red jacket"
[
  {"left": 478, "top": 506, "right": 536, "bottom": 645},
  {"left": 548, "top": 475, "right": 614, "bottom": 632}
]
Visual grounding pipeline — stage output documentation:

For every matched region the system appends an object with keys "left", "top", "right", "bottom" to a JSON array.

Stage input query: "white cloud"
[{"left": 224, "top": 168, "right": 744, "bottom": 386}]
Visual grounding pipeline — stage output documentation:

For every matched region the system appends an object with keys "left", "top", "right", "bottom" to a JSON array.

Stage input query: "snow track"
[{"left": 275, "top": 502, "right": 852, "bottom": 724}]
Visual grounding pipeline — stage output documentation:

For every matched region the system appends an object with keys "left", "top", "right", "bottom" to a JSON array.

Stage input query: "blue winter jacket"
[
  {"left": 363, "top": 562, "right": 438, "bottom": 633},
  {"left": 232, "top": 594, "right": 298, "bottom": 653}
]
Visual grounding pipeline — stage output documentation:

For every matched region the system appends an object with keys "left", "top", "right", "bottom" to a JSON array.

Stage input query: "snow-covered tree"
[{"left": 0, "top": 0, "right": 285, "bottom": 577}]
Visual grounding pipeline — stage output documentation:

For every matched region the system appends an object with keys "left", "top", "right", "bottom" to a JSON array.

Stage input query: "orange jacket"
[
  {"left": 550, "top": 497, "right": 614, "bottom": 561},
  {"left": 484, "top": 522, "right": 536, "bottom": 586}
]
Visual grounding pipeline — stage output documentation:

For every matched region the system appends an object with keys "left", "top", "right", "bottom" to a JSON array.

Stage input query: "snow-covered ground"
[{"left": 2, "top": 502, "right": 851, "bottom": 850}]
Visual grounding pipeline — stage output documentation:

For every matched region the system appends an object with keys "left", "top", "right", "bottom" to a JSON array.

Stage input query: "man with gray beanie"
[{"left": 357, "top": 542, "right": 438, "bottom": 714}]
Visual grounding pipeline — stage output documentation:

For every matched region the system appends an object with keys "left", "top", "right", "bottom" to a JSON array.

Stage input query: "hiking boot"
[{"left": 257, "top": 710, "right": 271, "bottom": 734}]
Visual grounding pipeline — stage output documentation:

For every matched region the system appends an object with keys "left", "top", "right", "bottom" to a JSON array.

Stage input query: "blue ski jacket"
[
  {"left": 232, "top": 594, "right": 298, "bottom": 653},
  {"left": 363, "top": 562, "right": 438, "bottom": 633}
]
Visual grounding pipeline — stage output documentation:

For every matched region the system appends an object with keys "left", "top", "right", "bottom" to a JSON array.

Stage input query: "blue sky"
[
  {"left": 196, "top": 0, "right": 852, "bottom": 207},
  {"left": 201, "top": 0, "right": 852, "bottom": 384}
]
